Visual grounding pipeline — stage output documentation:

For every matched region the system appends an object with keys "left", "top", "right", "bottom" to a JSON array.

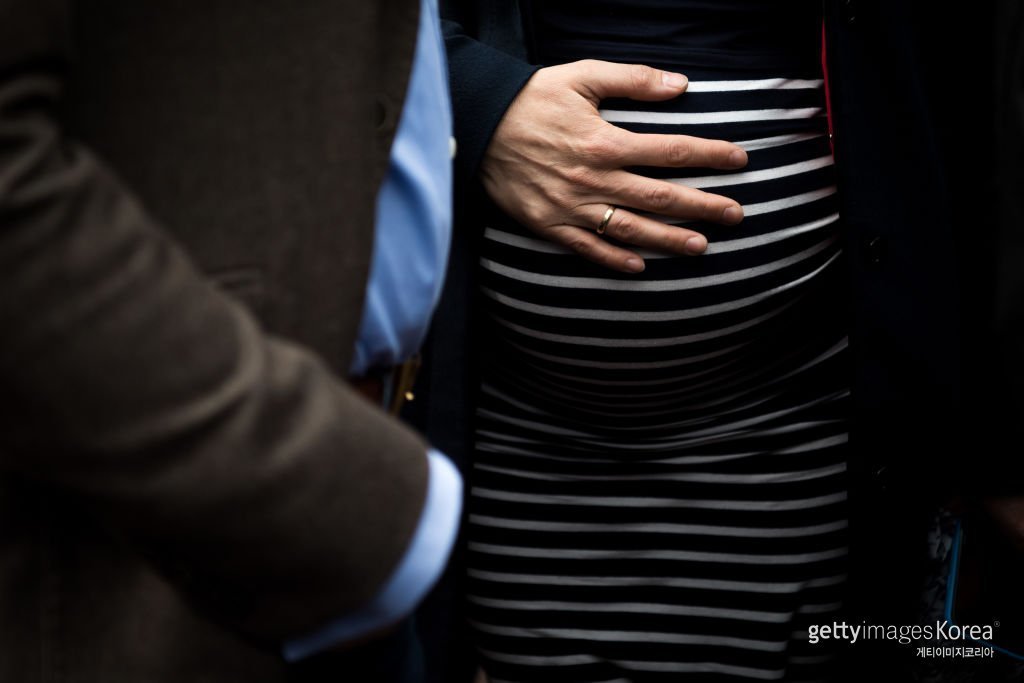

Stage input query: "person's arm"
[
  {"left": 0, "top": 0, "right": 435, "bottom": 645},
  {"left": 441, "top": 8, "right": 750, "bottom": 273},
  {"left": 442, "top": 15, "right": 541, "bottom": 195}
]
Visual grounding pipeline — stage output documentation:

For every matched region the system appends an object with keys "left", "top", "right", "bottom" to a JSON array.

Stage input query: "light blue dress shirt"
[
  {"left": 349, "top": 1, "right": 453, "bottom": 377},
  {"left": 283, "top": 0, "right": 461, "bottom": 661}
]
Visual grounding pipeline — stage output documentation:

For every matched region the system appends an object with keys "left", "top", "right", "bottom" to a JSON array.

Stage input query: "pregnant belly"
[{"left": 480, "top": 79, "right": 844, "bottom": 400}]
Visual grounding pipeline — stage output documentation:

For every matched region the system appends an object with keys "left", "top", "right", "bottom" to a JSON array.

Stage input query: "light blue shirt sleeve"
[
  {"left": 282, "top": 451, "right": 462, "bottom": 661},
  {"left": 282, "top": 0, "right": 461, "bottom": 660},
  {"left": 349, "top": 0, "right": 453, "bottom": 377}
]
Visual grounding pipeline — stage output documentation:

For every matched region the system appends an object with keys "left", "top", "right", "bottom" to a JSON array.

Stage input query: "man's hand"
[{"left": 481, "top": 59, "right": 749, "bottom": 273}]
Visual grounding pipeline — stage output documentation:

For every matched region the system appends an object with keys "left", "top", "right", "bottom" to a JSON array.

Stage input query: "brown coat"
[{"left": 0, "top": 1, "right": 432, "bottom": 680}]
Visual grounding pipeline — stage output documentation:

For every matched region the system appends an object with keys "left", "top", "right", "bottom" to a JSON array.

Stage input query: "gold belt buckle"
[{"left": 388, "top": 353, "right": 422, "bottom": 416}]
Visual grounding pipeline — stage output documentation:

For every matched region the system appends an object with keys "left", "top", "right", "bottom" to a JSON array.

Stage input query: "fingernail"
[
  {"left": 723, "top": 205, "right": 743, "bottom": 224},
  {"left": 625, "top": 257, "right": 646, "bottom": 273},
  {"left": 685, "top": 236, "right": 707, "bottom": 254},
  {"left": 662, "top": 72, "right": 688, "bottom": 89},
  {"left": 729, "top": 149, "right": 748, "bottom": 167}
]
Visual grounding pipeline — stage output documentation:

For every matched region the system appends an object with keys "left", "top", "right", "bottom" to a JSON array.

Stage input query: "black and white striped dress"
[{"left": 468, "top": 2, "right": 851, "bottom": 681}]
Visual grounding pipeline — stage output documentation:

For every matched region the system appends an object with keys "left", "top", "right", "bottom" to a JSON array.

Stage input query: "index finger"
[{"left": 608, "top": 128, "right": 748, "bottom": 170}]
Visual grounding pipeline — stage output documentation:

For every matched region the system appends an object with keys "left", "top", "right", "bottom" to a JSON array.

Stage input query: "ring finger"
[{"left": 580, "top": 203, "right": 708, "bottom": 255}]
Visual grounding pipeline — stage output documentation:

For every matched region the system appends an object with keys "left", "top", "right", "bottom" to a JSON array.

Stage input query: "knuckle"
[
  {"left": 629, "top": 64, "right": 654, "bottom": 91},
  {"left": 641, "top": 183, "right": 674, "bottom": 212},
  {"left": 613, "top": 212, "right": 639, "bottom": 241},
  {"left": 565, "top": 234, "right": 596, "bottom": 257},
  {"left": 579, "top": 132, "right": 620, "bottom": 163},
  {"left": 571, "top": 59, "right": 600, "bottom": 83},
  {"left": 520, "top": 201, "right": 550, "bottom": 227},
  {"left": 563, "top": 164, "right": 598, "bottom": 190},
  {"left": 700, "top": 194, "right": 720, "bottom": 219},
  {"left": 664, "top": 140, "right": 693, "bottom": 166}
]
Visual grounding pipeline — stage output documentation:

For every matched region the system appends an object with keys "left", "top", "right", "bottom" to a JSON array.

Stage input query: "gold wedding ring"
[{"left": 597, "top": 206, "right": 616, "bottom": 235}]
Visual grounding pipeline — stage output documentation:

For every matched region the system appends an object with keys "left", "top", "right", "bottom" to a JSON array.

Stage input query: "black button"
[
  {"left": 863, "top": 235, "right": 885, "bottom": 268},
  {"left": 844, "top": 0, "right": 857, "bottom": 24},
  {"left": 375, "top": 94, "right": 397, "bottom": 135}
]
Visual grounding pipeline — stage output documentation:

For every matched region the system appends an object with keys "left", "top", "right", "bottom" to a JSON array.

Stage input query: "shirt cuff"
[{"left": 281, "top": 449, "right": 462, "bottom": 661}]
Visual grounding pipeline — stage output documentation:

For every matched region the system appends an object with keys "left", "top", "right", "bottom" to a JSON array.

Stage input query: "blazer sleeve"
[
  {"left": 0, "top": 0, "right": 432, "bottom": 644},
  {"left": 441, "top": 7, "right": 540, "bottom": 186}
]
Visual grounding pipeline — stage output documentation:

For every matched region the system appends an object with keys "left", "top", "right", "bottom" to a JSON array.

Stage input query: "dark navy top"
[{"left": 532, "top": 0, "right": 823, "bottom": 76}]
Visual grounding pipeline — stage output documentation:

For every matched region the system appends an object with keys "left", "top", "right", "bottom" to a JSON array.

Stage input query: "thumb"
[{"left": 569, "top": 59, "right": 688, "bottom": 105}]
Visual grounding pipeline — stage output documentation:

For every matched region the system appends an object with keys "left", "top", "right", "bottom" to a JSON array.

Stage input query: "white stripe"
[
  {"left": 469, "top": 542, "right": 848, "bottom": 565},
  {"left": 474, "top": 432, "right": 848, "bottom": 470},
  {"left": 480, "top": 648, "right": 786, "bottom": 680},
  {"left": 797, "top": 602, "right": 844, "bottom": 615},
  {"left": 474, "top": 432, "right": 848, "bottom": 467},
  {"left": 481, "top": 234, "right": 838, "bottom": 291},
  {"left": 498, "top": 389, "right": 827, "bottom": 442},
  {"left": 478, "top": 405, "right": 847, "bottom": 452},
  {"left": 473, "top": 438, "right": 754, "bottom": 464},
  {"left": 532, "top": 335, "right": 847, "bottom": 425},
  {"left": 595, "top": 417, "right": 849, "bottom": 453},
  {"left": 742, "top": 186, "right": 837, "bottom": 217},
  {"left": 473, "top": 439, "right": 744, "bottom": 464},
  {"left": 562, "top": 394, "right": 850, "bottom": 447},
  {"left": 523, "top": 355, "right": 742, "bottom": 386},
  {"left": 495, "top": 366, "right": 749, "bottom": 407},
  {"left": 474, "top": 461, "right": 847, "bottom": 485},
  {"left": 476, "top": 408, "right": 598, "bottom": 438},
  {"left": 641, "top": 185, "right": 836, "bottom": 223},
  {"left": 492, "top": 302, "right": 791, "bottom": 348},
  {"left": 601, "top": 107, "right": 823, "bottom": 125},
  {"left": 482, "top": 382, "right": 781, "bottom": 421},
  {"left": 479, "top": 649, "right": 598, "bottom": 667},
  {"left": 482, "top": 385, "right": 849, "bottom": 444},
  {"left": 476, "top": 377, "right": 801, "bottom": 438},
  {"left": 705, "top": 214, "right": 839, "bottom": 255},
  {"left": 468, "top": 568, "right": 847, "bottom": 593},
  {"left": 480, "top": 372, "right": 849, "bottom": 442},
  {"left": 539, "top": 357, "right": 746, "bottom": 387},
  {"left": 488, "top": 334, "right": 846, "bottom": 415},
  {"left": 484, "top": 227, "right": 572, "bottom": 255},
  {"left": 489, "top": 678, "right": 630, "bottom": 683},
  {"left": 483, "top": 331, "right": 846, "bottom": 423},
  {"left": 471, "top": 486, "right": 847, "bottom": 511},
  {"left": 488, "top": 365, "right": 745, "bottom": 406},
  {"left": 667, "top": 155, "right": 834, "bottom": 189},
  {"left": 614, "top": 661, "right": 785, "bottom": 680},
  {"left": 486, "top": 213, "right": 840, "bottom": 261},
  {"left": 485, "top": 208, "right": 838, "bottom": 261},
  {"left": 684, "top": 78, "right": 824, "bottom": 92},
  {"left": 469, "top": 595, "right": 794, "bottom": 623},
  {"left": 504, "top": 339, "right": 745, "bottom": 369},
  {"left": 470, "top": 620, "right": 787, "bottom": 653},
  {"left": 480, "top": 250, "right": 841, "bottom": 320},
  {"left": 485, "top": 383, "right": 832, "bottom": 445},
  {"left": 469, "top": 514, "right": 849, "bottom": 538},
  {"left": 734, "top": 132, "right": 825, "bottom": 151}
]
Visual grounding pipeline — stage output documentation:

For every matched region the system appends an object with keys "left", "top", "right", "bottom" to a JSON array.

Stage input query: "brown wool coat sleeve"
[{"left": 0, "top": 0, "right": 429, "bottom": 645}]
